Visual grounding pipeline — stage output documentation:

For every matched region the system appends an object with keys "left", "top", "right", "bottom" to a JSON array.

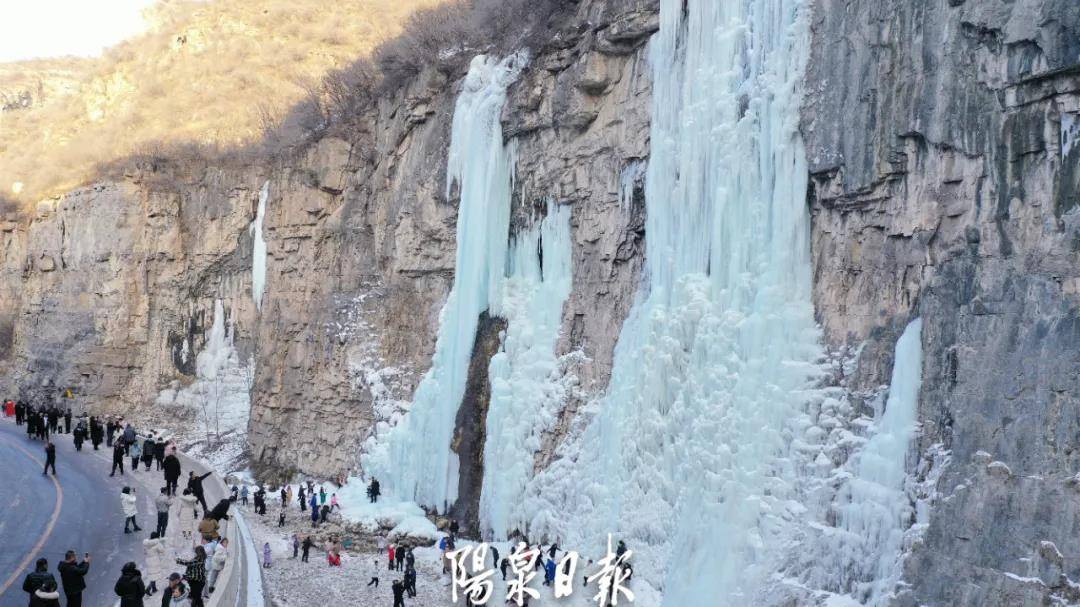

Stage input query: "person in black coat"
[
  {"left": 29, "top": 579, "right": 61, "bottom": 607},
  {"left": 154, "top": 441, "right": 166, "bottom": 471},
  {"left": 141, "top": 437, "right": 155, "bottom": 471},
  {"left": 57, "top": 551, "right": 90, "bottom": 607},
  {"left": 89, "top": 418, "right": 103, "bottom": 450},
  {"left": 208, "top": 499, "right": 231, "bottom": 522},
  {"left": 63, "top": 410, "right": 71, "bottom": 434},
  {"left": 162, "top": 454, "right": 181, "bottom": 495},
  {"left": 22, "top": 558, "right": 57, "bottom": 606},
  {"left": 187, "top": 471, "right": 212, "bottom": 512},
  {"left": 73, "top": 420, "right": 87, "bottom": 451},
  {"left": 110, "top": 441, "right": 126, "bottom": 476},
  {"left": 392, "top": 579, "right": 406, "bottom": 607},
  {"left": 114, "top": 562, "right": 146, "bottom": 607},
  {"left": 43, "top": 441, "right": 56, "bottom": 476}
]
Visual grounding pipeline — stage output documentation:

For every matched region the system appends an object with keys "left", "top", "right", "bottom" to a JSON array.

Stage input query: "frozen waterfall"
[
  {"left": 835, "top": 318, "right": 924, "bottom": 604},
  {"left": 250, "top": 180, "right": 269, "bottom": 310},
  {"left": 524, "top": 0, "right": 825, "bottom": 601},
  {"left": 362, "top": 52, "right": 528, "bottom": 510},
  {"left": 479, "top": 201, "right": 573, "bottom": 540}
]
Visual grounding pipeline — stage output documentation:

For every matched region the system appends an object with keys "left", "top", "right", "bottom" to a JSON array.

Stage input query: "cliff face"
[
  {"left": 804, "top": 0, "right": 1080, "bottom": 604},
  {"left": 1, "top": 0, "right": 1077, "bottom": 604}
]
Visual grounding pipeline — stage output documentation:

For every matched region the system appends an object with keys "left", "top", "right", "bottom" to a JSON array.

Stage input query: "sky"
[{"left": 0, "top": 0, "right": 156, "bottom": 62}]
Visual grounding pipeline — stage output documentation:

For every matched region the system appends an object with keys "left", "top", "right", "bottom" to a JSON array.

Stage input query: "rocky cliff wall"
[
  {"left": 0, "top": 1, "right": 1076, "bottom": 604},
  {"left": 804, "top": 0, "right": 1080, "bottom": 604}
]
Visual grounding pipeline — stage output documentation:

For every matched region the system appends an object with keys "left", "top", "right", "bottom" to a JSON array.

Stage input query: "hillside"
[{"left": 0, "top": 0, "right": 442, "bottom": 204}]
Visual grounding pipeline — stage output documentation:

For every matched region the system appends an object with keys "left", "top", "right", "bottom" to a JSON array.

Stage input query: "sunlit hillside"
[{"left": 0, "top": 0, "right": 443, "bottom": 203}]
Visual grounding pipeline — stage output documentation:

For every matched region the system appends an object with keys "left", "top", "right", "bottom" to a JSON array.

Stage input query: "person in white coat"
[
  {"left": 121, "top": 487, "right": 141, "bottom": 534},
  {"left": 142, "top": 531, "right": 169, "bottom": 596},
  {"left": 206, "top": 538, "right": 228, "bottom": 595},
  {"left": 174, "top": 489, "right": 199, "bottom": 546}
]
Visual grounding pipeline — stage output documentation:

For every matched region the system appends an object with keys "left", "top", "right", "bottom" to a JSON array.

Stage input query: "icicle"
[
  {"left": 479, "top": 201, "right": 573, "bottom": 539},
  {"left": 363, "top": 52, "right": 528, "bottom": 510},
  {"left": 250, "top": 180, "right": 269, "bottom": 311},
  {"left": 523, "top": 0, "right": 824, "bottom": 601},
  {"left": 836, "top": 318, "right": 923, "bottom": 604}
]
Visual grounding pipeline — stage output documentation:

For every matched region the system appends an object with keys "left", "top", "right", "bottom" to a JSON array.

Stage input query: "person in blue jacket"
[
  {"left": 544, "top": 558, "right": 556, "bottom": 586},
  {"left": 309, "top": 493, "right": 319, "bottom": 527}
]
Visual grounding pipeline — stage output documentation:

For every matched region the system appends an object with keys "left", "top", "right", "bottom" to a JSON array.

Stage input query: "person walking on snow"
[
  {"left": 262, "top": 543, "right": 272, "bottom": 569},
  {"left": 43, "top": 440, "right": 56, "bottom": 476},
  {"left": 309, "top": 493, "right": 318, "bottom": 527},
  {"left": 301, "top": 535, "right": 313, "bottom": 563},
  {"left": 330, "top": 493, "right": 339, "bottom": 511},
  {"left": 367, "top": 559, "right": 379, "bottom": 587},
  {"left": 391, "top": 579, "right": 405, "bottom": 607},
  {"left": 122, "top": 487, "right": 141, "bottom": 533},
  {"left": 297, "top": 485, "right": 306, "bottom": 511},
  {"left": 367, "top": 478, "right": 380, "bottom": 503},
  {"left": 387, "top": 544, "right": 396, "bottom": 571},
  {"left": 240, "top": 485, "right": 249, "bottom": 506}
]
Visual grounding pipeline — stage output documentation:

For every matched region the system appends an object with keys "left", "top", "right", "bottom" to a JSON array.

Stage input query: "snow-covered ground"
[{"left": 238, "top": 490, "right": 652, "bottom": 607}]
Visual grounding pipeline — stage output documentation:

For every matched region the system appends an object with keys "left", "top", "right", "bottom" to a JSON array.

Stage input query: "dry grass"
[{"left": 0, "top": 0, "right": 444, "bottom": 204}]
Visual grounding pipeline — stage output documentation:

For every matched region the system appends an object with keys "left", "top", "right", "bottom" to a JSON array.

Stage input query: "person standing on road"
[
  {"left": 122, "top": 487, "right": 142, "bottom": 534},
  {"left": 111, "top": 440, "right": 126, "bottom": 476},
  {"left": 42, "top": 440, "right": 56, "bottom": 476},
  {"left": 123, "top": 423, "right": 136, "bottom": 455},
  {"left": 162, "top": 452, "right": 181, "bottom": 495},
  {"left": 155, "top": 487, "right": 173, "bottom": 537},
  {"left": 113, "top": 561, "right": 146, "bottom": 607},
  {"left": 29, "top": 579, "right": 61, "bottom": 607},
  {"left": 23, "top": 558, "right": 57, "bottom": 606},
  {"left": 73, "top": 419, "right": 87, "bottom": 452},
  {"left": 130, "top": 440, "right": 143, "bottom": 473},
  {"left": 142, "top": 436, "right": 156, "bottom": 471},
  {"left": 90, "top": 417, "right": 103, "bottom": 450},
  {"left": 57, "top": 551, "right": 91, "bottom": 607},
  {"left": 154, "top": 439, "right": 166, "bottom": 471}
]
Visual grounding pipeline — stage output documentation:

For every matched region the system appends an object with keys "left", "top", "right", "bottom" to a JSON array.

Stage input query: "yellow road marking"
[{"left": 0, "top": 432, "right": 64, "bottom": 599}]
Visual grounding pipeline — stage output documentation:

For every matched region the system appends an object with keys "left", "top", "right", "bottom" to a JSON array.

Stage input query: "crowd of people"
[{"left": 8, "top": 402, "right": 232, "bottom": 607}]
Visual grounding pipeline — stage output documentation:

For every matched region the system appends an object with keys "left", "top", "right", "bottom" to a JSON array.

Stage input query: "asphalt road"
[{"left": 0, "top": 419, "right": 152, "bottom": 607}]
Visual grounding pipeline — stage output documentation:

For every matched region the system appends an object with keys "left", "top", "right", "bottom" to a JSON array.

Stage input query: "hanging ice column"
[
  {"left": 835, "top": 318, "right": 924, "bottom": 605},
  {"left": 250, "top": 180, "right": 269, "bottom": 310},
  {"left": 524, "top": 0, "right": 824, "bottom": 601},
  {"left": 479, "top": 201, "right": 573, "bottom": 539},
  {"left": 362, "top": 52, "right": 527, "bottom": 510}
]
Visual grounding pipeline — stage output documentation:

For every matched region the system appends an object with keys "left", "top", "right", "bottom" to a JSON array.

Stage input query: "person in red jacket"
[{"left": 387, "top": 544, "right": 396, "bottom": 571}]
